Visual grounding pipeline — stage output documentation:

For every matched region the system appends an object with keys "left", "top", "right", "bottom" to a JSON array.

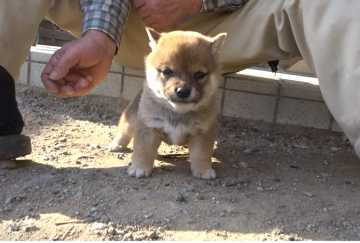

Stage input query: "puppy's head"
[{"left": 145, "top": 28, "right": 226, "bottom": 112}]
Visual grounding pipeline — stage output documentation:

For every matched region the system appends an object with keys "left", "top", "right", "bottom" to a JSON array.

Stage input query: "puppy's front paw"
[
  {"left": 128, "top": 164, "right": 153, "bottom": 178},
  {"left": 108, "top": 141, "right": 126, "bottom": 152},
  {"left": 192, "top": 169, "right": 216, "bottom": 180}
]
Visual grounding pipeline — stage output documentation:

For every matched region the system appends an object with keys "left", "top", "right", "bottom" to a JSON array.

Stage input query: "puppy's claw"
[
  {"left": 192, "top": 169, "right": 216, "bottom": 180},
  {"left": 128, "top": 164, "right": 152, "bottom": 178},
  {"left": 108, "top": 142, "right": 126, "bottom": 152}
]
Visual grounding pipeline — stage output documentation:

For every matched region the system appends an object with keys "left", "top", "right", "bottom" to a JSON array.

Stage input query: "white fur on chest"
[{"left": 145, "top": 116, "right": 201, "bottom": 145}]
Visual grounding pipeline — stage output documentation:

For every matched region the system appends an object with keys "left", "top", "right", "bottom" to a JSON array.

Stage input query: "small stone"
[
  {"left": 330, "top": 147, "right": 339, "bottom": 152},
  {"left": 5, "top": 197, "right": 15, "bottom": 205},
  {"left": 77, "top": 155, "right": 94, "bottom": 160},
  {"left": 144, "top": 213, "right": 153, "bottom": 219},
  {"left": 54, "top": 144, "right": 66, "bottom": 149},
  {"left": 108, "top": 227, "right": 116, "bottom": 235},
  {"left": 123, "top": 232, "right": 133, "bottom": 240},
  {"left": 195, "top": 193, "right": 204, "bottom": 200},
  {"left": 303, "top": 192, "right": 313, "bottom": 197},
  {"left": 243, "top": 149, "right": 253, "bottom": 154},
  {"left": 90, "top": 207, "right": 98, "bottom": 213},
  {"left": 133, "top": 235, "right": 144, "bottom": 241},
  {"left": 19, "top": 220, "right": 36, "bottom": 232},
  {"left": 0, "top": 170, "right": 8, "bottom": 176},
  {"left": 53, "top": 235, "right": 60, "bottom": 241},
  {"left": 0, "top": 160, "right": 17, "bottom": 169},
  {"left": 23, "top": 225, "right": 36, "bottom": 232},
  {"left": 92, "top": 222, "right": 108, "bottom": 230},
  {"left": 186, "top": 187, "right": 194, "bottom": 192},
  {"left": 8, "top": 221, "right": 19, "bottom": 231},
  {"left": 239, "top": 162, "right": 249, "bottom": 168},
  {"left": 175, "top": 194, "right": 186, "bottom": 203},
  {"left": 116, "top": 230, "right": 125, "bottom": 236},
  {"left": 76, "top": 187, "right": 83, "bottom": 197},
  {"left": 147, "top": 231, "right": 157, "bottom": 239},
  {"left": 58, "top": 137, "right": 67, "bottom": 142},
  {"left": 256, "top": 187, "right": 265, "bottom": 192}
]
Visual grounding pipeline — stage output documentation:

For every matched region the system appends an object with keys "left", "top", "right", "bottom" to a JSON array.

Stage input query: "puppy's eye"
[
  {"left": 162, "top": 69, "right": 173, "bottom": 77},
  {"left": 194, "top": 71, "right": 206, "bottom": 79}
]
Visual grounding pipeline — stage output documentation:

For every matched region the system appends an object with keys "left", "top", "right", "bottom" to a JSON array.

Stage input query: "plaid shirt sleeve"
[
  {"left": 200, "top": 0, "right": 249, "bottom": 13},
  {"left": 79, "top": 0, "right": 131, "bottom": 48}
]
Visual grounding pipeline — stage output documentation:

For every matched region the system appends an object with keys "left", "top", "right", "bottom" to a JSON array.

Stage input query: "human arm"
[
  {"left": 133, "top": 0, "right": 249, "bottom": 29},
  {"left": 41, "top": 0, "right": 131, "bottom": 98}
]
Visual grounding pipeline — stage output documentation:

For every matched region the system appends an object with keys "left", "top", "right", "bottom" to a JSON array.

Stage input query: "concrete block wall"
[{"left": 18, "top": 45, "right": 342, "bottom": 132}]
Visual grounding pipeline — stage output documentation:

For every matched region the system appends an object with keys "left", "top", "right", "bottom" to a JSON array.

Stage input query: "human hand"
[
  {"left": 41, "top": 30, "right": 116, "bottom": 98},
  {"left": 133, "top": 0, "right": 203, "bottom": 29}
]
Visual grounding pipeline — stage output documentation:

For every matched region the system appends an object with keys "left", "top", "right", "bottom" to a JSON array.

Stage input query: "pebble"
[
  {"left": 239, "top": 162, "right": 249, "bottom": 168},
  {"left": 77, "top": 155, "right": 94, "bottom": 160},
  {"left": 186, "top": 187, "right": 194, "bottom": 192},
  {"left": 0, "top": 170, "right": 8, "bottom": 176},
  {"left": 330, "top": 147, "right": 339, "bottom": 152},
  {"left": 54, "top": 144, "right": 66, "bottom": 149},
  {"left": 5, "top": 197, "right": 15, "bottom": 205},
  {"left": 92, "top": 222, "right": 108, "bottom": 230},
  {"left": 58, "top": 137, "right": 67, "bottom": 142},
  {"left": 147, "top": 231, "right": 157, "bottom": 238},
  {"left": 116, "top": 230, "right": 125, "bottom": 236},
  {"left": 0, "top": 160, "right": 17, "bottom": 169},
  {"left": 144, "top": 213, "right": 153, "bottom": 219},
  {"left": 175, "top": 194, "right": 186, "bottom": 203},
  {"left": 303, "top": 192, "right": 313, "bottom": 197},
  {"left": 133, "top": 235, "right": 144, "bottom": 241},
  {"left": 243, "top": 149, "right": 253, "bottom": 154},
  {"left": 52, "top": 236, "right": 60, "bottom": 241},
  {"left": 107, "top": 227, "right": 116, "bottom": 235},
  {"left": 123, "top": 232, "right": 133, "bottom": 240},
  {"left": 19, "top": 220, "right": 36, "bottom": 232},
  {"left": 195, "top": 193, "right": 204, "bottom": 200},
  {"left": 8, "top": 221, "right": 19, "bottom": 231},
  {"left": 76, "top": 186, "right": 83, "bottom": 197},
  {"left": 256, "top": 187, "right": 265, "bottom": 192}
]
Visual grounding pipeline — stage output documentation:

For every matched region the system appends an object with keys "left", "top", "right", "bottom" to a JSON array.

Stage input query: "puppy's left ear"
[
  {"left": 211, "top": 33, "right": 227, "bottom": 57},
  {"left": 145, "top": 27, "right": 162, "bottom": 50}
]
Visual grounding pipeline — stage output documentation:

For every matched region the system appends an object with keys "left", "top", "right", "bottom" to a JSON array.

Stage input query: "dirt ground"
[{"left": 1, "top": 86, "right": 360, "bottom": 241}]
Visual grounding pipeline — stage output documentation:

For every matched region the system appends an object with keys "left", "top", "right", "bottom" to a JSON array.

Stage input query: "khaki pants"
[{"left": 2, "top": 0, "right": 360, "bottom": 157}]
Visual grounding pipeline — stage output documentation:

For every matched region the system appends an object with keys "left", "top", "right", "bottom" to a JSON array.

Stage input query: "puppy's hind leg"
[{"left": 109, "top": 91, "right": 142, "bottom": 152}]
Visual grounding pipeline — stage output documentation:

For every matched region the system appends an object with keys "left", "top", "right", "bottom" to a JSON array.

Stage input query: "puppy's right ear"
[{"left": 145, "top": 27, "right": 161, "bottom": 50}]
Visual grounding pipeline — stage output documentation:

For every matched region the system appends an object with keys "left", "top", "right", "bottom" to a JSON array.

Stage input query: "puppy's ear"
[
  {"left": 145, "top": 27, "right": 162, "bottom": 50},
  {"left": 211, "top": 33, "right": 227, "bottom": 58}
]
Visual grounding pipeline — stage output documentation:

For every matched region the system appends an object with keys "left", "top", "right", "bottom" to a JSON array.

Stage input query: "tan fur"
[{"left": 109, "top": 28, "right": 226, "bottom": 179}]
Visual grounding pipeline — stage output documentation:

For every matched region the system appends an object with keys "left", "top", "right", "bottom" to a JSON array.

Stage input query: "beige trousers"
[{"left": 2, "top": 0, "right": 360, "bottom": 157}]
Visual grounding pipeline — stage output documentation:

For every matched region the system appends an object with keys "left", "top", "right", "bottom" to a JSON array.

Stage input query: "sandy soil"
[{"left": 1, "top": 86, "right": 360, "bottom": 241}]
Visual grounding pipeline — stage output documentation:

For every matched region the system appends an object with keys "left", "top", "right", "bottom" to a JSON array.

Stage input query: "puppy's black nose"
[{"left": 176, "top": 87, "right": 191, "bottom": 99}]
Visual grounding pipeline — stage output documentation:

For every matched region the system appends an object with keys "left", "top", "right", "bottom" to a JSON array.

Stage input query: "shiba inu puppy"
[{"left": 109, "top": 28, "right": 226, "bottom": 179}]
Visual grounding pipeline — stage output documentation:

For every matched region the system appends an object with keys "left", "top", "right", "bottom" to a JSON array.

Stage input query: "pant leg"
[
  {"left": 288, "top": 0, "right": 360, "bottom": 156},
  {"left": 0, "top": 0, "right": 54, "bottom": 82}
]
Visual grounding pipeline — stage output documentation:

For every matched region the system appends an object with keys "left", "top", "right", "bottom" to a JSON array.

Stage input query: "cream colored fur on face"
[{"left": 109, "top": 28, "right": 226, "bottom": 179}]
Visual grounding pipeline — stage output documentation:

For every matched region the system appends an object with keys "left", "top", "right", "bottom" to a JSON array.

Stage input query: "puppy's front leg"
[
  {"left": 188, "top": 125, "right": 216, "bottom": 180},
  {"left": 128, "top": 121, "right": 161, "bottom": 178}
]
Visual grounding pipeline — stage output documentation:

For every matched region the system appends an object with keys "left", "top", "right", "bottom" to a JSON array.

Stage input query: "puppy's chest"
[{"left": 147, "top": 116, "right": 203, "bottom": 145}]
